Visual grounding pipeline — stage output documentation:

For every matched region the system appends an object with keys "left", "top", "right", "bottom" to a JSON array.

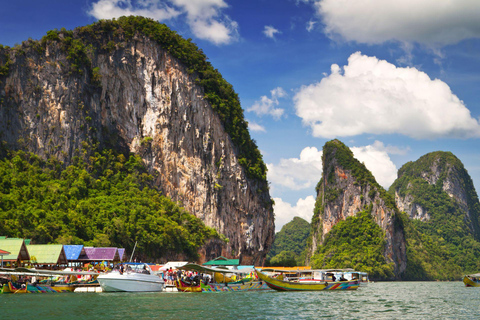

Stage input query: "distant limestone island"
[{"left": 269, "top": 139, "right": 480, "bottom": 281}]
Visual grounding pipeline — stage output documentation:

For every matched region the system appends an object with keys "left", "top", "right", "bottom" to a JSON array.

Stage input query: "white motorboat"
[{"left": 97, "top": 263, "right": 164, "bottom": 292}]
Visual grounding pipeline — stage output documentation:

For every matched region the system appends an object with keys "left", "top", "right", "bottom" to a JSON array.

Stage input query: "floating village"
[{"left": 0, "top": 236, "right": 372, "bottom": 293}]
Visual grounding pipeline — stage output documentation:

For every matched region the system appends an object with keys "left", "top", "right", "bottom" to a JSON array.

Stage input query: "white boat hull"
[{"left": 97, "top": 272, "right": 164, "bottom": 292}]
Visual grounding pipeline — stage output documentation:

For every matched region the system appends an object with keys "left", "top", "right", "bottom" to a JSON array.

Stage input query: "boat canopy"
[
  {"left": 466, "top": 273, "right": 480, "bottom": 277},
  {"left": 179, "top": 263, "right": 254, "bottom": 274},
  {"left": 0, "top": 267, "right": 98, "bottom": 276},
  {"left": 259, "top": 267, "right": 312, "bottom": 273}
]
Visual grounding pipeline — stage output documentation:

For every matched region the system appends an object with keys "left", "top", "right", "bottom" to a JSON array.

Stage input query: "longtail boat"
[
  {"left": 463, "top": 274, "right": 480, "bottom": 287},
  {"left": 174, "top": 263, "right": 270, "bottom": 292},
  {"left": 0, "top": 267, "right": 98, "bottom": 293},
  {"left": 255, "top": 269, "right": 359, "bottom": 291}
]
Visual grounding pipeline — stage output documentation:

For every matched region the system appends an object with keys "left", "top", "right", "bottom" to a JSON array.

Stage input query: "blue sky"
[{"left": 2, "top": 0, "right": 480, "bottom": 231}]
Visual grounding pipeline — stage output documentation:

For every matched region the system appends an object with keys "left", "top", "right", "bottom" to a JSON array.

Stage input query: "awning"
[
  {"left": 6, "top": 267, "right": 99, "bottom": 276},
  {"left": 178, "top": 263, "right": 254, "bottom": 274}
]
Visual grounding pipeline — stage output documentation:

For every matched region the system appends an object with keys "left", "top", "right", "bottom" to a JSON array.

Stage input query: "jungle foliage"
[
  {"left": 268, "top": 251, "right": 298, "bottom": 267},
  {"left": 266, "top": 217, "right": 310, "bottom": 266},
  {"left": 310, "top": 211, "right": 395, "bottom": 280},
  {"left": 0, "top": 149, "right": 220, "bottom": 261}
]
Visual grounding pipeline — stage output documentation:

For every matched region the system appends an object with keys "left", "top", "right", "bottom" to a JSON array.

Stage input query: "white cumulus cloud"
[
  {"left": 273, "top": 196, "right": 316, "bottom": 231},
  {"left": 315, "top": 0, "right": 480, "bottom": 46},
  {"left": 88, "top": 0, "right": 238, "bottom": 45},
  {"left": 267, "top": 146, "right": 323, "bottom": 190},
  {"left": 351, "top": 141, "right": 399, "bottom": 189},
  {"left": 248, "top": 87, "right": 286, "bottom": 119},
  {"left": 294, "top": 52, "right": 480, "bottom": 139},
  {"left": 263, "top": 25, "right": 281, "bottom": 39}
]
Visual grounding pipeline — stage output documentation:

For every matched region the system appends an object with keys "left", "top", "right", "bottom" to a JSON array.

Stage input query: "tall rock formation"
[
  {"left": 390, "top": 151, "right": 480, "bottom": 241},
  {"left": 0, "top": 17, "right": 274, "bottom": 264},
  {"left": 388, "top": 151, "right": 480, "bottom": 279},
  {"left": 307, "top": 140, "right": 406, "bottom": 278}
]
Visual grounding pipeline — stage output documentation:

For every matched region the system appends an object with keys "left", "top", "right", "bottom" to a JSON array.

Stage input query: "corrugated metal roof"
[
  {"left": 0, "top": 239, "right": 30, "bottom": 261},
  {"left": 63, "top": 245, "right": 85, "bottom": 260},
  {"left": 27, "top": 244, "right": 67, "bottom": 264},
  {"left": 79, "top": 247, "right": 120, "bottom": 261}
]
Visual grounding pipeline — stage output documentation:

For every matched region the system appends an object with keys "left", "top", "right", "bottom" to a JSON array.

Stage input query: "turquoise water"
[{"left": 2, "top": 282, "right": 479, "bottom": 319}]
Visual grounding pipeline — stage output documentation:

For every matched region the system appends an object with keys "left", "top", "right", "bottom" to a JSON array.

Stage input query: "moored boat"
[
  {"left": 463, "top": 274, "right": 480, "bottom": 287},
  {"left": 174, "top": 263, "right": 270, "bottom": 292},
  {"left": 1, "top": 267, "right": 98, "bottom": 293},
  {"left": 255, "top": 269, "right": 359, "bottom": 291},
  {"left": 97, "top": 263, "right": 164, "bottom": 292}
]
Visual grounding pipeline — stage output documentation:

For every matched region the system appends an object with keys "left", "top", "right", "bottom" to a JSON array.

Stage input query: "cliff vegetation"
[{"left": 311, "top": 210, "right": 395, "bottom": 279}]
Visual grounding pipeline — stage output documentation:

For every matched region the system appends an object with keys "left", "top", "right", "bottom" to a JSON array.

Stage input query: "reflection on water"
[{"left": 1, "top": 282, "right": 479, "bottom": 319}]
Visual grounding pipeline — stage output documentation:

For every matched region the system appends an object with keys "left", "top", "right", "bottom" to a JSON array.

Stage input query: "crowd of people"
[{"left": 163, "top": 268, "right": 213, "bottom": 286}]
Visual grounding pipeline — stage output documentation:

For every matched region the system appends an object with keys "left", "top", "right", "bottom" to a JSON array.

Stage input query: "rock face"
[
  {"left": 307, "top": 140, "right": 406, "bottom": 278},
  {"left": 390, "top": 151, "right": 480, "bottom": 240},
  {"left": 0, "top": 20, "right": 274, "bottom": 264}
]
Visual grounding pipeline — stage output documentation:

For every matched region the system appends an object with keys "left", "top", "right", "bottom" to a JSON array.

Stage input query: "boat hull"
[
  {"left": 463, "top": 276, "right": 480, "bottom": 287},
  {"left": 175, "top": 279, "right": 202, "bottom": 292},
  {"left": 175, "top": 279, "right": 270, "bottom": 292},
  {"left": 201, "top": 281, "right": 269, "bottom": 292},
  {"left": 97, "top": 273, "right": 164, "bottom": 292},
  {"left": 256, "top": 270, "right": 359, "bottom": 291}
]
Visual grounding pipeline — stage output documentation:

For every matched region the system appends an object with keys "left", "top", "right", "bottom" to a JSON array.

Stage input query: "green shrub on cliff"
[{"left": 0, "top": 149, "right": 220, "bottom": 261}]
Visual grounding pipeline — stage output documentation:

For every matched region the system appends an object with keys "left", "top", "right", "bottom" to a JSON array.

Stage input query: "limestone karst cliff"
[
  {"left": 390, "top": 151, "right": 480, "bottom": 239},
  {"left": 388, "top": 151, "right": 480, "bottom": 279},
  {"left": 0, "top": 17, "right": 274, "bottom": 264},
  {"left": 306, "top": 140, "right": 406, "bottom": 279}
]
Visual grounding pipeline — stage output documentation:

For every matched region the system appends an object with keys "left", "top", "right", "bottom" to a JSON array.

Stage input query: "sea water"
[{"left": 1, "top": 282, "right": 480, "bottom": 319}]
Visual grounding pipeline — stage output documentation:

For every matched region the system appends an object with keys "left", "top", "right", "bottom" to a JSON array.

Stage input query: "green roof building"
[
  {"left": 203, "top": 256, "right": 240, "bottom": 267},
  {"left": 26, "top": 244, "right": 68, "bottom": 266},
  {"left": 0, "top": 238, "right": 30, "bottom": 267}
]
